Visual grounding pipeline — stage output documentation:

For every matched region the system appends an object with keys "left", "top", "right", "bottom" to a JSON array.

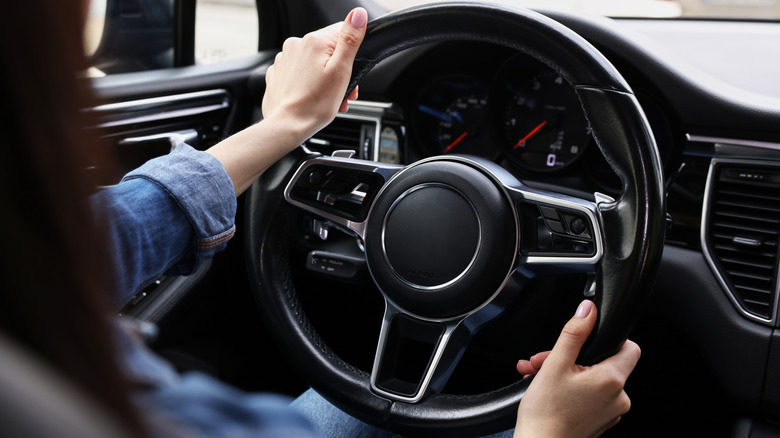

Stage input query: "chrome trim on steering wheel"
[{"left": 283, "top": 154, "right": 402, "bottom": 238}]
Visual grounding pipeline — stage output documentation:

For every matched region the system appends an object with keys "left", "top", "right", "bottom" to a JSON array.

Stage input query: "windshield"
[{"left": 373, "top": 0, "right": 780, "bottom": 19}]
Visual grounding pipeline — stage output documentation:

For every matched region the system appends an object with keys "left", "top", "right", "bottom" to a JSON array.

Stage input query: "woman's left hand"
[{"left": 262, "top": 7, "right": 367, "bottom": 144}]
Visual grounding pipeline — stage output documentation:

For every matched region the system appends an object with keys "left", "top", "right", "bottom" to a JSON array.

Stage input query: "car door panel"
[{"left": 88, "top": 54, "right": 272, "bottom": 320}]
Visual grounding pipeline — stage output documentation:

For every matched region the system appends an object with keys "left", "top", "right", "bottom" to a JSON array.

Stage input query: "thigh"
[{"left": 289, "top": 389, "right": 515, "bottom": 438}]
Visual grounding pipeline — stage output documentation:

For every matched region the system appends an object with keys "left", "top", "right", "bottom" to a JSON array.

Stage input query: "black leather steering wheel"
[{"left": 245, "top": 3, "right": 665, "bottom": 437}]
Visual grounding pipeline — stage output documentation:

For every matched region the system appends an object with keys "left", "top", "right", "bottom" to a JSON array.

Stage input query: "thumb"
[
  {"left": 331, "top": 8, "right": 367, "bottom": 67},
  {"left": 545, "top": 300, "right": 597, "bottom": 370}
]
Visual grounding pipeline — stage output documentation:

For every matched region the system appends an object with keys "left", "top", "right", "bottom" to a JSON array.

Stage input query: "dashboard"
[{"left": 308, "top": 39, "right": 679, "bottom": 199}]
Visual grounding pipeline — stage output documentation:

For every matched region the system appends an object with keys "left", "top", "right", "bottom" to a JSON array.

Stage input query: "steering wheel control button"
[
  {"left": 383, "top": 184, "right": 480, "bottom": 288},
  {"left": 528, "top": 203, "right": 597, "bottom": 255},
  {"left": 306, "top": 251, "right": 365, "bottom": 280},
  {"left": 564, "top": 213, "right": 590, "bottom": 237},
  {"left": 546, "top": 219, "right": 566, "bottom": 234},
  {"left": 537, "top": 205, "right": 593, "bottom": 239},
  {"left": 539, "top": 205, "right": 560, "bottom": 220},
  {"left": 307, "top": 170, "right": 326, "bottom": 186}
]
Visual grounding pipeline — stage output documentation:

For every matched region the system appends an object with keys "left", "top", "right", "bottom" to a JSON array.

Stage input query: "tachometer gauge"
[{"left": 502, "top": 72, "right": 590, "bottom": 172}]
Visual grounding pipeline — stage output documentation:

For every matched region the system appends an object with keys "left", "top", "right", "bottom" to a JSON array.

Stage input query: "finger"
[
  {"left": 545, "top": 300, "right": 597, "bottom": 370},
  {"left": 329, "top": 8, "right": 367, "bottom": 68},
  {"left": 338, "top": 86, "right": 359, "bottom": 112},
  {"left": 601, "top": 339, "right": 641, "bottom": 377},
  {"left": 529, "top": 351, "right": 551, "bottom": 370},
  {"left": 516, "top": 359, "right": 536, "bottom": 376},
  {"left": 346, "top": 85, "right": 359, "bottom": 101},
  {"left": 280, "top": 36, "right": 300, "bottom": 55},
  {"left": 310, "top": 22, "right": 341, "bottom": 38},
  {"left": 516, "top": 349, "right": 551, "bottom": 377}
]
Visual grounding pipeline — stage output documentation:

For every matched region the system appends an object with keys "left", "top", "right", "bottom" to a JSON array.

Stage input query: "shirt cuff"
[{"left": 122, "top": 143, "right": 237, "bottom": 274}]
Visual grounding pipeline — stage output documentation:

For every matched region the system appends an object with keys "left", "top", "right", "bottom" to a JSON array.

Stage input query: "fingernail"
[
  {"left": 575, "top": 300, "right": 593, "bottom": 318},
  {"left": 349, "top": 8, "right": 367, "bottom": 28}
]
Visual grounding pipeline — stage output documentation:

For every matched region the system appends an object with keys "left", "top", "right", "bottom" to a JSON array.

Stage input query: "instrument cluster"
[
  {"left": 412, "top": 54, "right": 592, "bottom": 174},
  {"left": 400, "top": 42, "right": 677, "bottom": 198}
]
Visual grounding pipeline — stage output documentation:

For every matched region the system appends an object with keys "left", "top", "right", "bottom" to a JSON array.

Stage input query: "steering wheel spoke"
[
  {"left": 508, "top": 186, "right": 608, "bottom": 271},
  {"left": 371, "top": 304, "right": 471, "bottom": 403}
]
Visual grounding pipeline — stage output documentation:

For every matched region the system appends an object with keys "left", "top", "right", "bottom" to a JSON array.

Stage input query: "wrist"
[
  {"left": 515, "top": 423, "right": 569, "bottom": 438},
  {"left": 260, "top": 110, "right": 313, "bottom": 147},
  {"left": 262, "top": 102, "right": 333, "bottom": 147}
]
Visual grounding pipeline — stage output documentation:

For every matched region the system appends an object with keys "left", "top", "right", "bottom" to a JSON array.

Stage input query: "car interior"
[{"left": 34, "top": 0, "right": 780, "bottom": 436}]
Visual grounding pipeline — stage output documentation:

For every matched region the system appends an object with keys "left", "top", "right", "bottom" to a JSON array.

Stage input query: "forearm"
[{"left": 206, "top": 112, "right": 308, "bottom": 196}]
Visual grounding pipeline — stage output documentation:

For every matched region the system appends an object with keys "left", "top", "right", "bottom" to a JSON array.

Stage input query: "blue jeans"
[
  {"left": 135, "top": 373, "right": 319, "bottom": 438},
  {"left": 291, "top": 388, "right": 515, "bottom": 438}
]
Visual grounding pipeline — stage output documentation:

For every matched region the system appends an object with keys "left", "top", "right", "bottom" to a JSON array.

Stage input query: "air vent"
[
  {"left": 703, "top": 160, "right": 780, "bottom": 322},
  {"left": 305, "top": 114, "right": 378, "bottom": 160}
]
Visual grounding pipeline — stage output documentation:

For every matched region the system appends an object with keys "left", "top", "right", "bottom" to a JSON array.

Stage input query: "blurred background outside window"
[{"left": 83, "top": 0, "right": 779, "bottom": 77}]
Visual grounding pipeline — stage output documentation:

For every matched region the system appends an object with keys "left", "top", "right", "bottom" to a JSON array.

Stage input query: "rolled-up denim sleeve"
[{"left": 94, "top": 143, "right": 237, "bottom": 307}]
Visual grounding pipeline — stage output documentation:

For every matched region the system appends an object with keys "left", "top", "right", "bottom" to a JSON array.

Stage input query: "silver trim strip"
[
  {"left": 700, "top": 157, "right": 780, "bottom": 325},
  {"left": 687, "top": 134, "right": 780, "bottom": 152},
  {"left": 91, "top": 89, "right": 228, "bottom": 112},
  {"left": 119, "top": 129, "right": 199, "bottom": 150},
  {"left": 88, "top": 89, "right": 230, "bottom": 129},
  {"left": 349, "top": 100, "right": 394, "bottom": 110}
]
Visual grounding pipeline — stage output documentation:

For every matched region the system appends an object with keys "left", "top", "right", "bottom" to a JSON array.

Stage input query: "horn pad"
[{"left": 364, "top": 159, "right": 518, "bottom": 318}]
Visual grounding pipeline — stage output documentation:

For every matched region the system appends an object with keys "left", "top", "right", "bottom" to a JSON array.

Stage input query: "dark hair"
[{"left": 0, "top": 1, "right": 143, "bottom": 434}]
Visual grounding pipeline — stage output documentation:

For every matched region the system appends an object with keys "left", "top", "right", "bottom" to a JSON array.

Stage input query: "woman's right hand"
[{"left": 513, "top": 300, "right": 641, "bottom": 438}]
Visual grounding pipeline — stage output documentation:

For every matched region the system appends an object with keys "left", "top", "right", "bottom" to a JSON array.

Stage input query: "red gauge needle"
[
  {"left": 443, "top": 131, "right": 469, "bottom": 154},
  {"left": 513, "top": 120, "right": 547, "bottom": 149}
]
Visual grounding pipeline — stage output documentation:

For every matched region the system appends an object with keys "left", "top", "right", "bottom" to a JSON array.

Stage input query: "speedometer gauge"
[
  {"left": 498, "top": 67, "right": 590, "bottom": 172},
  {"left": 413, "top": 75, "right": 498, "bottom": 159},
  {"left": 437, "top": 93, "right": 489, "bottom": 155}
]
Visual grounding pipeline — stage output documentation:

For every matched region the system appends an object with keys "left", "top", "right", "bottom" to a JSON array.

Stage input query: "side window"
[
  {"left": 84, "top": 0, "right": 258, "bottom": 76},
  {"left": 195, "top": 0, "right": 259, "bottom": 65},
  {"left": 84, "top": 0, "right": 107, "bottom": 58}
]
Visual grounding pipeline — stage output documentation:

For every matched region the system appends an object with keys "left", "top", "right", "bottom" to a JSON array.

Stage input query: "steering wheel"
[{"left": 245, "top": 3, "right": 665, "bottom": 436}]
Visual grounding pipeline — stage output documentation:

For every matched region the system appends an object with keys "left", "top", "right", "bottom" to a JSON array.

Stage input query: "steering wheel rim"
[{"left": 245, "top": 3, "right": 666, "bottom": 437}]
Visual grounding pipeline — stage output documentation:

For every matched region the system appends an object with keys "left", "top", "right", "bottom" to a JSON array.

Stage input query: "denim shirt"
[
  {"left": 93, "top": 143, "right": 237, "bottom": 308},
  {"left": 92, "top": 144, "right": 319, "bottom": 437}
]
